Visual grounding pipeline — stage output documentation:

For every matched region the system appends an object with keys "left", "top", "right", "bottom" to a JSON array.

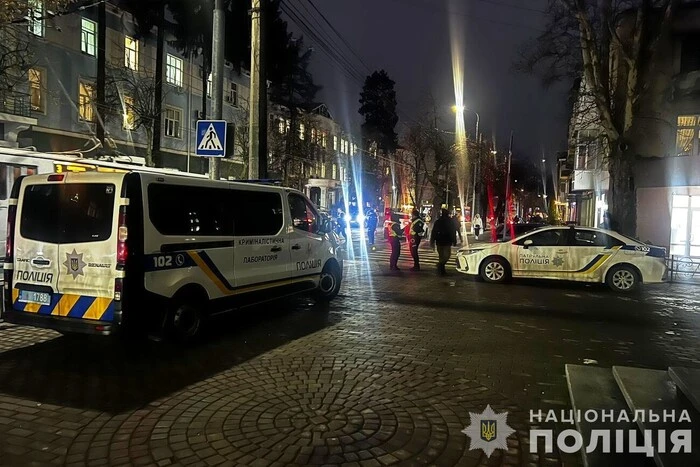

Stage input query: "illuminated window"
[
  {"left": 123, "top": 95, "right": 135, "bottom": 130},
  {"left": 125, "top": 36, "right": 139, "bottom": 70},
  {"left": 332, "top": 163, "right": 337, "bottom": 179},
  {"left": 78, "top": 81, "right": 95, "bottom": 121},
  {"left": 28, "top": 68, "right": 44, "bottom": 112},
  {"left": 81, "top": 18, "right": 97, "bottom": 56},
  {"left": 676, "top": 115, "right": 699, "bottom": 157},
  {"left": 321, "top": 163, "right": 326, "bottom": 178},
  {"left": 166, "top": 54, "right": 183, "bottom": 87},
  {"left": 207, "top": 73, "right": 212, "bottom": 97},
  {"left": 299, "top": 123, "right": 305, "bottom": 140},
  {"left": 27, "top": 0, "right": 44, "bottom": 37},
  {"left": 311, "top": 128, "right": 316, "bottom": 143},
  {"left": 164, "top": 107, "right": 182, "bottom": 138},
  {"left": 321, "top": 131, "right": 327, "bottom": 148},
  {"left": 333, "top": 135, "right": 338, "bottom": 150}
]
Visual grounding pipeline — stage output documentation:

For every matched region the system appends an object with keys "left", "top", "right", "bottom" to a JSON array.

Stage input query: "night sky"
[{"left": 283, "top": 0, "right": 570, "bottom": 163}]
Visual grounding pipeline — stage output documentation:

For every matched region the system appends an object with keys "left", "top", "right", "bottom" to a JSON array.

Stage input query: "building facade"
[{"left": 1, "top": 1, "right": 251, "bottom": 175}]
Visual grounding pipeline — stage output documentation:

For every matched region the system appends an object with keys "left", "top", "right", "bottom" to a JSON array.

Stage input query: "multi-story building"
[
  {"left": 565, "top": 80, "right": 610, "bottom": 228},
  {"left": 268, "top": 103, "right": 354, "bottom": 211},
  {"left": 1, "top": 2, "right": 250, "bottom": 175},
  {"left": 565, "top": 2, "right": 700, "bottom": 256}
]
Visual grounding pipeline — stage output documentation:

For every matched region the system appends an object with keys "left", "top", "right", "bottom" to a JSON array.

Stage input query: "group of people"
[{"left": 386, "top": 209, "right": 481, "bottom": 276}]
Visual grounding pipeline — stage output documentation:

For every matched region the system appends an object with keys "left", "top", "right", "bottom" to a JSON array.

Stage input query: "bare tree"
[
  {"left": 0, "top": 0, "right": 75, "bottom": 26},
  {"left": 519, "top": 0, "right": 678, "bottom": 235},
  {"left": 104, "top": 66, "right": 171, "bottom": 166}
]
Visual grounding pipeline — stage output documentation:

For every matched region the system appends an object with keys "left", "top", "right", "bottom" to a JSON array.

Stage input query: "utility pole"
[
  {"left": 209, "top": 0, "right": 225, "bottom": 180},
  {"left": 96, "top": 0, "right": 106, "bottom": 150},
  {"left": 506, "top": 131, "right": 514, "bottom": 237},
  {"left": 258, "top": 0, "right": 268, "bottom": 179},
  {"left": 248, "top": 0, "right": 262, "bottom": 179}
]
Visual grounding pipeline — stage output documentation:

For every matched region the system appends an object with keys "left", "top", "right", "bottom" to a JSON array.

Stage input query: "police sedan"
[{"left": 455, "top": 225, "right": 667, "bottom": 292}]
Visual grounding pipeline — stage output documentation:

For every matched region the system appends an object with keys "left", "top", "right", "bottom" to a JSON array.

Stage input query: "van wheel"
[
  {"left": 167, "top": 299, "right": 203, "bottom": 343},
  {"left": 315, "top": 262, "right": 342, "bottom": 302},
  {"left": 607, "top": 265, "right": 640, "bottom": 293}
]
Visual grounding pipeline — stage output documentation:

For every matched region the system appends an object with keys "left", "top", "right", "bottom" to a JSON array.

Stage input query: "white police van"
[{"left": 3, "top": 171, "right": 343, "bottom": 340}]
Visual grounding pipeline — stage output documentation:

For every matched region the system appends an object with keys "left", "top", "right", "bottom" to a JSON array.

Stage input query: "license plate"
[{"left": 18, "top": 290, "right": 51, "bottom": 306}]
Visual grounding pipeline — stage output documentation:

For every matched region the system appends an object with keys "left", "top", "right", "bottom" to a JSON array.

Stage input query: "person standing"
[
  {"left": 366, "top": 209, "right": 378, "bottom": 248},
  {"left": 473, "top": 214, "right": 483, "bottom": 240},
  {"left": 409, "top": 209, "right": 426, "bottom": 271},
  {"left": 431, "top": 209, "right": 457, "bottom": 276},
  {"left": 452, "top": 213, "right": 463, "bottom": 246},
  {"left": 387, "top": 213, "right": 403, "bottom": 270}
]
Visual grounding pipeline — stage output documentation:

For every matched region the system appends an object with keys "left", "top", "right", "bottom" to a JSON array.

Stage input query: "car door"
[
  {"left": 511, "top": 228, "right": 568, "bottom": 278},
  {"left": 288, "top": 193, "right": 324, "bottom": 290},
  {"left": 566, "top": 228, "right": 624, "bottom": 280},
  {"left": 232, "top": 189, "right": 289, "bottom": 295}
]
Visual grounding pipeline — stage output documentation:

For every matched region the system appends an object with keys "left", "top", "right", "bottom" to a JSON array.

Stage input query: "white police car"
[{"left": 455, "top": 225, "right": 667, "bottom": 292}]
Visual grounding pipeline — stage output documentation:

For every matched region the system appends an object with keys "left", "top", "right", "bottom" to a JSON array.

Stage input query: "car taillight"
[
  {"left": 5, "top": 204, "right": 16, "bottom": 263},
  {"left": 114, "top": 277, "right": 123, "bottom": 301},
  {"left": 117, "top": 205, "right": 128, "bottom": 268}
]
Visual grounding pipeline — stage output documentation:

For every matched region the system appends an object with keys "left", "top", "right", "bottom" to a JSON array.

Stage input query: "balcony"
[
  {"left": 0, "top": 91, "right": 37, "bottom": 147},
  {"left": 571, "top": 169, "right": 609, "bottom": 193},
  {"left": 0, "top": 91, "right": 32, "bottom": 119}
]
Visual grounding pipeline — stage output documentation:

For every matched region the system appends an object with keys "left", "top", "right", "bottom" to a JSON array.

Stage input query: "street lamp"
[{"left": 452, "top": 105, "right": 480, "bottom": 140}]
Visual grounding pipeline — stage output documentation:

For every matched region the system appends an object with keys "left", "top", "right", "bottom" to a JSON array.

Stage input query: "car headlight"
[{"left": 458, "top": 249, "right": 482, "bottom": 256}]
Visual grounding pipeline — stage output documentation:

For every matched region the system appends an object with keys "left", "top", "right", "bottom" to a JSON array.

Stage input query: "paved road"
[{"left": 0, "top": 244, "right": 698, "bottom": 466}]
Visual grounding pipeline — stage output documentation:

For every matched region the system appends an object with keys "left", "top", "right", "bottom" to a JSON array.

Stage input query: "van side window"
[
  {"left": 289, "top": 193, "right": 318, "bottom": 234},
  {"left": 231, "top": 190, "right": 283, "bottom": 236},
  {"left": 148, "top": 184, "right": 233, "bottom": 236}
]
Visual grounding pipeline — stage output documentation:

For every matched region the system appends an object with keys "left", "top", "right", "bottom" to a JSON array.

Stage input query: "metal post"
[
  {"left": 248, "top": 0, "right": 261, "bottom": 179},
  {"left": 258, "top": 0, "right": 268, "bottom": 179},
  {"left": 209, "top": 0, "right": 225, "bottom": 180}
]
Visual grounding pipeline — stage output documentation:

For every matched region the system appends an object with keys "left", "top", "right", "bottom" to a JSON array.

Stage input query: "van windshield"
[{"left": 20, "top": 183, "right": 116, "bottom": 243}]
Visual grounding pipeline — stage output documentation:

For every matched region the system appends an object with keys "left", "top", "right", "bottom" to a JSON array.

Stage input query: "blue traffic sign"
[{"left": 195, "top": 120, "right": 227, "bottom": 157}]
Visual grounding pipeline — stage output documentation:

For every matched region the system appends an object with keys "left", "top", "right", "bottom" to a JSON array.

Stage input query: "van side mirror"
[{"left": 523, "top": 239, "right": 533, "bottom": 249}]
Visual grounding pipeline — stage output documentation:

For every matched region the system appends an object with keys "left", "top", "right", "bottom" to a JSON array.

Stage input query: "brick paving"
[{"left": 0, "top": 252, "right": 698, "bottom": 466}]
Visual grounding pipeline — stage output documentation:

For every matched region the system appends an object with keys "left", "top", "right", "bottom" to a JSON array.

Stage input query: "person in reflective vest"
[
  {"left": 387, "top": 213, "right": 403, "bottom": 270},
  {"left": 409, "top": 209, "right": 426, "bottom": 271}
]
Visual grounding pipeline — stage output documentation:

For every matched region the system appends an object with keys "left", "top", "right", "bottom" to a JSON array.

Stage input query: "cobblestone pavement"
[{"left": 0, "top": 249, "right": 698, "bottom": 466}]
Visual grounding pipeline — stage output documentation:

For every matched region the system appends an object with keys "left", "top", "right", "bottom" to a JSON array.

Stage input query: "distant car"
[{"left": 455, "top": 225, "right": 667, "bottom": 292}]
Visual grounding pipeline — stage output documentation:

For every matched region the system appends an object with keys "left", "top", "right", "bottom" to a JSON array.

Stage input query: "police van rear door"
[{"left": 11, "top": 173, "right": 122, "bottom": 321}]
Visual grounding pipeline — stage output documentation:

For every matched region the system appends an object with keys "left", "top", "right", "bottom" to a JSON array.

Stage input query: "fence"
[{"left": 667, "top": 255, "right": 700, "bottom": 284}]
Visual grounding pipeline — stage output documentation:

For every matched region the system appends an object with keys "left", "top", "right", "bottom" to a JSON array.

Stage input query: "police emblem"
[
  {"left": 462, "top": 405, "right": 515, "bottom": 457},
  {"left": 63, "top": 249, "right": 87, "bottom": 279},
  {"left": 480, "top": 419, "right": 497, "bottom": 442},
  {"left": 552, "top": 256, "right": 564, "bottom": 267}
]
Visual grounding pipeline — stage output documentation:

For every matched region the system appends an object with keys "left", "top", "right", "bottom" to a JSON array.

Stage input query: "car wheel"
[
  {"left": 315, "top": 262, "right": 342, "bottom": 302},
  {"left": 607, "top": 265, "right": 639, "bottom": 293},
  {"left": 167, "top": 299, "right": 203, "bottom": 343},
  {"left": 479, "top": 257, "right": 510, "bottom": 284}
]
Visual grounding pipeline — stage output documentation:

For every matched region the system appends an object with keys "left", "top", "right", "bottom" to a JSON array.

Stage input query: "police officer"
[
  {"left": 409, "top": 209, "right": 425, "bottom": 271},
  {"left": 387, "top": 213, "right": 403, "bottom": 270},
  {"left": 366, "top": 209, "right": 378, "bottom": 248}
]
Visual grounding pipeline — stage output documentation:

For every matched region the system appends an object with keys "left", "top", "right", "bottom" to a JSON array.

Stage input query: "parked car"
[{"left": 456, "top": 225, "right": 667, "bottom": 292}]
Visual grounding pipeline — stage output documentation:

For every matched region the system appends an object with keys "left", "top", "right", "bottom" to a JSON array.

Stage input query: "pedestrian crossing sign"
[{"left": 195, "top": 120, "right": 227, "bottom": 157}]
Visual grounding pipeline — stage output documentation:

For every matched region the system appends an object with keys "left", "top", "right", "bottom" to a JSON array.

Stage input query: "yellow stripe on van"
[
  {"left": 54, "top": 294, "right": 81, "bottom": 317},
  {"left": 23, "top": 302, "right": 42, "bottom": 313},
  {"left": 12, "top": 289, "right": 18, "bottom": 303},
  {"left": 188, "top": 251, "right": 232, "bottom": 295},
  {"left": 84, "top": 297, "right": 112, "bottom": 320}
]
